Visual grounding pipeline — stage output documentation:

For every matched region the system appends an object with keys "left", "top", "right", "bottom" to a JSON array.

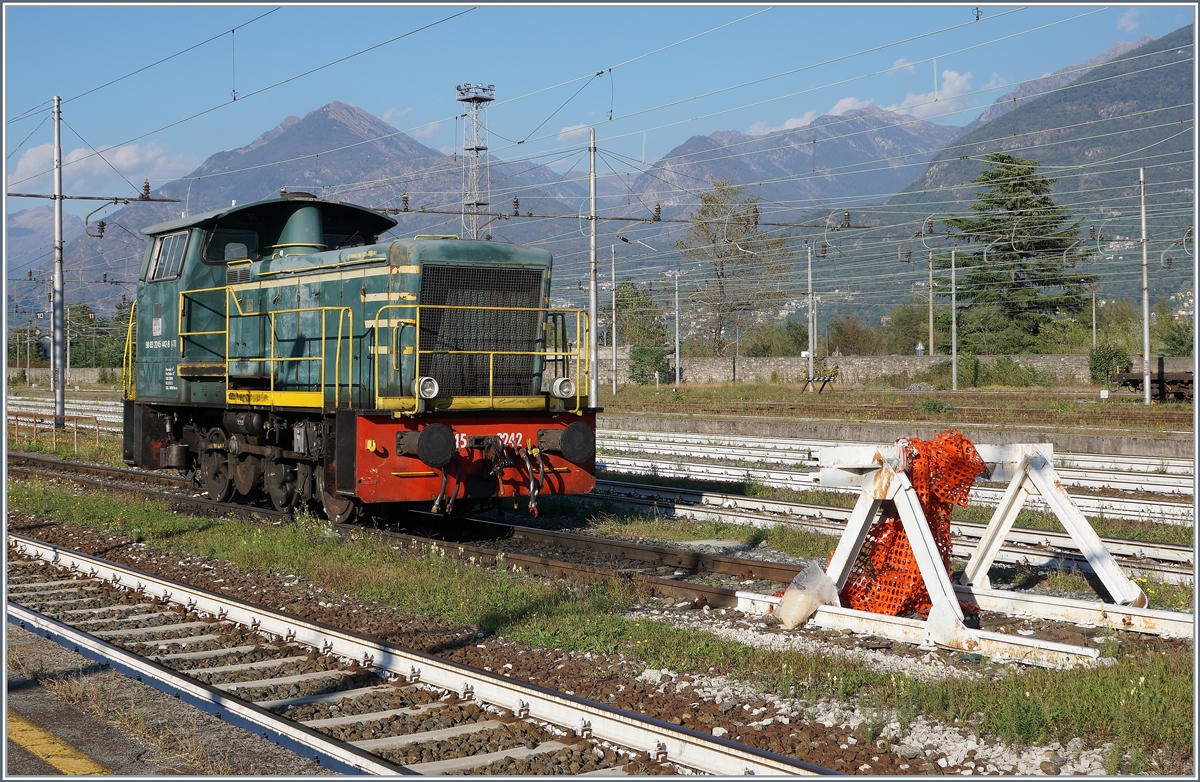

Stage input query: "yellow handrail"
[
  {"left": 227, "top": 296, "right": 353, "bottom": 408},
  {"left": 122, "top": 300, "right": 137, "bottom": 400},
  {"left": 369, "top": 303, "right": 589, "bottom": 414},
  {"left": 178, "top": 285, "right": 229, "bottom": 357}
]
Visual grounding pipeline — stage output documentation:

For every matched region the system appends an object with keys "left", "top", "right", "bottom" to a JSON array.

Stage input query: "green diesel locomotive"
[{"left": 122, "top": 191, "right": 596, "bottom": 521}]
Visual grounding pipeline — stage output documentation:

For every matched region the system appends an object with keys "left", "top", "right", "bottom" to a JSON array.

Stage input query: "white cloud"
[
  {"left": 747, "top": 111, "right": 817, "bottom": 135},
  {"left": 382, "top": 106, "right": 413, "bottom": 126},
  {"left": 884, "top": 69, "right": 972, "bottom": 119},
  {"left": 557, "top": 123, "right": 588, "bottom": 143},
  {"left": 889, "top": 58, "right": 916, "bottom": 75},
  {"left": 437, "top": 145, "right": 456, "bottom": 156},
  {"left": 410, "top": 121, "right": 442, "bottom": 140},
  {"left": 829, "top": 97, "right": 873, "bottom": 115},
  {"left": 1117, "top": 9, "right": 1139, "bottom": 32},
  {"left": 985, "top": 72, "right": 1008, "bottom": 90},
  {"left": 8, "top": 141, "right": 198, "bottom": 195}
]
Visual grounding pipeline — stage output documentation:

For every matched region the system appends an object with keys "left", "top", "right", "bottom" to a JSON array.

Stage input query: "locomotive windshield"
[
  {"left": 149, "top": 232, "right": 188, "bottom": 281},
  {"left": 204, "top": 228, "right": 260, "bottom": 263}
]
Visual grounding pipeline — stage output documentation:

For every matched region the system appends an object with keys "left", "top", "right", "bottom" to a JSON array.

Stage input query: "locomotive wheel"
[
  {"left": 201, "top": 431, "right": 234, "bottom": 503},
  {"left": 317, "top": 469, "right": 356, "bottom": 524},
  {"left": 233, "top": 453, "right": 262, "bottom": 496},
  {"left": 264, "top": 459, "right": 297, "bottom": 513}
]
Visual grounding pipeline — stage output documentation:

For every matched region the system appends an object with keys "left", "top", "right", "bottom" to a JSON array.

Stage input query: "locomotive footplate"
[{"left": 345, "top": 412, "right": 596, "bottom": 510}]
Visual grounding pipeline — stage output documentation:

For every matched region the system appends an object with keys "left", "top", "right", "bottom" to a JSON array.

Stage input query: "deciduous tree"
[
  {"left": 599, "top": 277, "right": 669, "bottom": 349},
  {"left": 673, "top": 179, "right": 789, "bottom": 357}
]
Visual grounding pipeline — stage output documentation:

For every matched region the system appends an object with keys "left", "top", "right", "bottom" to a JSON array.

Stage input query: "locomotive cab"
[{"left": 124, "top": 193, "right": 595, "bottom": 521}]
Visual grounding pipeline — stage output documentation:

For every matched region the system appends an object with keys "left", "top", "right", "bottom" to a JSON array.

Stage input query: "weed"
[
  {"left": 1128, "top": 746, "right": 1146, "bottom": 774},
  {"left": 1104, "top": 743, "right": 1124, "bottom": 775},
  {"left": 10, "top": 476, "right": 1194, "bottom": 764},
  {"left": 1098, "top": 637, "right": 1119, "bottom": 659},
  {"left": 862, "top": 712, "right": 886, "bottom": 744},
  {"left": 7, "top": 431, "right": 125, "bottom": 467},
  {"left": 913, "top": 397, "right": 955, "bottom": 415}
]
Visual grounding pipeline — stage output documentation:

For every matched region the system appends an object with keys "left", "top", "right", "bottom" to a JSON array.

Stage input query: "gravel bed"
[
  {"left": 187, "top": 654, "right": 348, "bottom": 686},
  {"left": 7, "top": 505, "right": 1192, "bottom": 775},
  {"left": 161, "top": 643, "right": 309, "bottom": 671},
  {"left": 452, "top": 742, "right": 651, "bottom": 775},
  {"left": 314, "top": 701, "right": 492, "bottom": 742},
  {"left": 377, "top": 719, "right": 552, "bottom": 764},
  {"left": 279, "top": 684, "right": 444, "bottom": 720},
  {"left": 226, "top": 669, "right": 384, "bottom": 701}
]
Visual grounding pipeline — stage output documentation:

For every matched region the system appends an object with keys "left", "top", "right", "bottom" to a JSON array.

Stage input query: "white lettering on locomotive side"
[{"left": 143, "top": 339, "right": 179, "bottom": 350}]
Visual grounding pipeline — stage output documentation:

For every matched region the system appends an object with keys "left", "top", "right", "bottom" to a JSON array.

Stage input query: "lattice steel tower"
[{"left": 456, "top": 83, "right": 495, "bottom": 240}]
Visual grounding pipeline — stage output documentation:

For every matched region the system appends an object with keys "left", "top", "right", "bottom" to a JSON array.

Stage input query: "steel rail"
[
  {"left": 6, "top": 457, "right": 288, "bottom": 524},
  {"left": 351, "top": 522, "right": 1192, "bottom": 642},
  {"left": 589, "top": 480, "right": 1194, "bottom": 584},
  {"left": 597, "top": 455, "right": 1195, "bottom": 525},
  {"left": 598, "top": 430, "right": 1195, "bottom": 476},
  {"left": 598, "top": 434, "right": 1194, "bottom": 494},
  {"left": 6, "top": 534, "right": 831, "bottom": 776},
  {"left": 8, "top": 453, "right": 1190, "bottom": 581},
  {"left": 333, "top": 522, "right": 1191, "bottom": 651}
]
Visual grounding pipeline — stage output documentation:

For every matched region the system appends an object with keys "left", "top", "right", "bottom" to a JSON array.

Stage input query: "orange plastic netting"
[{"left": 836, "top": 430, "right": 987, "bottom": 618}]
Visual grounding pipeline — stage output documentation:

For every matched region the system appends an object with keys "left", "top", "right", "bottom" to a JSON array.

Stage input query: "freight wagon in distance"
[{"left": 123, "top": 191, "right": 596, "bottom": 522}]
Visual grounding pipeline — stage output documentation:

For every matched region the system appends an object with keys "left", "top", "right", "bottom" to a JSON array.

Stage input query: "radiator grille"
[{"left": 419, "top": 265, "right": 544, "bottom": 396}]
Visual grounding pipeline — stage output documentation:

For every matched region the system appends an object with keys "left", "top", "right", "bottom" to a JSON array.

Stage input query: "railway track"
[
  {"left": 597, "top": 432, "right": 1196, "bottom": 494},
  {"left": 589, "top": 480, "right": 1194, "bottom": 586},
  {"left": 604, "top": 399, "right": 1194, "bottom": 431},
  {"left": 596, "top": 455, "right": 1195, "bottom": 526},
  {"left": 7, "top": 534, "right": 831, "bottom": 776},
  {"left": 8, "top": 453, "right": 1192, "bottom": 587},
  {"left": 7, "top": 397, "right": 124, "bottom": 432},
  {"left": 343, "top": 517, "right": 1192, "bottom": 641}
]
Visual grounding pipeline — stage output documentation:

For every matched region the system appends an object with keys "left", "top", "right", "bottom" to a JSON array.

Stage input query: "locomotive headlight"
[
  {"left": 551, "top": 377, "right": 576, "bottom": 399},
  {"left": 414, "top": 376, "right": 440, "bottom": 399}
]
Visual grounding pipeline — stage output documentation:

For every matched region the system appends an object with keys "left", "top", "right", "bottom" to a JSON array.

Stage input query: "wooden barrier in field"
[{"left": 7, "top": 413, "right": 102, "bottom": 454}]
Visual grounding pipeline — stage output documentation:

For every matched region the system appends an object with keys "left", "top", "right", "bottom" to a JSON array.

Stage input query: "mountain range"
[
  {"left": 6, "top": 26, "right": 1192, "bottom": 324},
  {"left": 623, "top": 106, "right": 961, "bottom": 220}
]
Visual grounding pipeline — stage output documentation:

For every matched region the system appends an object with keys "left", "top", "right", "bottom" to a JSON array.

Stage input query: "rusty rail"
[{"left": 7, "top": 412, "right": 102, "bottom": 454}]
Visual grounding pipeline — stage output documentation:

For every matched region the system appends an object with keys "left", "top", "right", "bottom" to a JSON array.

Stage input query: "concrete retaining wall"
[
  {"left": 7, "top": 367, "right": 122, "bottom": 386},
  {"left": 597, "top": 354, "right": 1193, "bottom": 387},
  {"left": 598, "top": 413, "right": 1193, "bottom": 459}
]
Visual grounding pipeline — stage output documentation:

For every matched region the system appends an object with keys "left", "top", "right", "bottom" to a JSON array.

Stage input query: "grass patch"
[
  {"left": 9, "top": 477, "right": 1193, "bottom": 763},
  {"left": 887, "top": 644, "right": 1193, "bottom": 754},
  {"left": 586, "top": 510, "right": 838, "bottom": 561},
  {"left": 7, "top": 431, "right": 125, "bottom": 468}
]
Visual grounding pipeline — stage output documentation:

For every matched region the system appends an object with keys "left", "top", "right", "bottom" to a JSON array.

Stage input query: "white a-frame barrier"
[{"left": 811, "top": 442, "right": 1186, "bottom": 669}]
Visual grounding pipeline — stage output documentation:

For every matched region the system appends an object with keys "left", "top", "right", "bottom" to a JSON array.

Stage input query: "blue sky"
[{"left": 4, "top": 3, "right": 1194, "bottom": 218}]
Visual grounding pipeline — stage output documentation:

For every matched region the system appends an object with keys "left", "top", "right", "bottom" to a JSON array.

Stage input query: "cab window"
[
  {"left": 149, "top": 232, "right": 188, "bottom": 281},
  {"left": 204, "top": 228, "right": 260, "bottom": 262}
]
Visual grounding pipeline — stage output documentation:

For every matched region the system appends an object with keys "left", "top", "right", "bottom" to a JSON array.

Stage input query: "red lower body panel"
[{"left": 351, "top": 411, "right": 596, "bottom": 505}]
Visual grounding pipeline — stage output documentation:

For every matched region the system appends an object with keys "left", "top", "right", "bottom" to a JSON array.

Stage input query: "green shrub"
[
  {"left": 1089, "top": 342, "right": 1131, "bottom": 383},
  {"left": 976, "top": 356, "right": 1053, "bottom": 388},
  {"left": 628, "top": 346, "right": 670, "bottom": 385},
  {"left": 914, "top": 397, "right": 954, "bottom": 415}
]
